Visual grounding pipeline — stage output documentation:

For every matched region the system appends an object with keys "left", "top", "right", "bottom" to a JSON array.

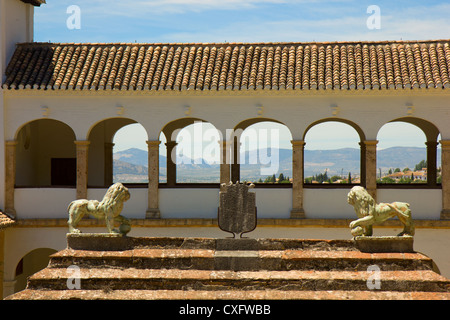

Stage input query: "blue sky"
[
  {"left": 33, "top": 1, "right": 449, "bottom": 153},
  {"left": 35, "top": 0, "right": 450, "bottom": 43}
]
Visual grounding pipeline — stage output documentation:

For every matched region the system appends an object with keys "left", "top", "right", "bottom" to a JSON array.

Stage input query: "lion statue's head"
[
  {"left": 347, "top": 186, "right": 375, "bottom": 217},
  {"left": 100, "top": 182, "right": 130, "bottom": 214}
]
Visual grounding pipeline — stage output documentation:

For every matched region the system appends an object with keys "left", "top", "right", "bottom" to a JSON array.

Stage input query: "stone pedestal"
[
  {"left": 354, "top": 236, "right": 414, "bottom": 253},
  {"left": 67, "top": 233, "right": 133, "bottom": 251}
]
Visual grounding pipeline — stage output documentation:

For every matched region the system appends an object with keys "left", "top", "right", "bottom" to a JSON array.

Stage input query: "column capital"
[
  {"left": 218, "top": 139, "right": 233, "bottom": 146},
  {"left": 362, "top": 140, "right": 378, "bottom": 147},
  {"left": 74, "top": 140, "right": 90, "bottom": 147},
  {"left": 165, "top": 141, "right": 178, "bottom": 148},
  {"left": 439, "top": 140, "right": 450, "bottom": 149},
  {"left": 291, "top": 140, "right": 306, "bottom": 147},
  {"left": 5, "top": 140, "right": 18, "bottom": 147},
  {"left": 146, "top": 140, "right": 161, "bottom": 147}
]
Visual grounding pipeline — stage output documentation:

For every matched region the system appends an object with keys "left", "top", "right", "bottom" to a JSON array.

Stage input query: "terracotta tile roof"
[
  {"left": 0, "top": 212, "right": 15, "bottom": 230},
  {"left": 20, "top": 0, "right": 46, "bottom": 6},
  {"left": 3, "top": 40, "right": 450, "bottom": 92}
]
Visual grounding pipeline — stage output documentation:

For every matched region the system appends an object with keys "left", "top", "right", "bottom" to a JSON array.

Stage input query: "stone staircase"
[{"left": 7, "top": 234, "right": 450, "bottom": 300}]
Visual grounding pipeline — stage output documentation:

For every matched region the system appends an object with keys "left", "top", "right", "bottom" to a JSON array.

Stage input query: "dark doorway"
[{"left": 51, "top": 158, "right": 76, "bottom": 186}]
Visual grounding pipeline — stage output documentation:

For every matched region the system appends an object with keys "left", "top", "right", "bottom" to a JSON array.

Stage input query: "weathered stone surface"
[
  {"left": 216, "top": 238, "right": 258, "bottom": 251},
  {"left": 6, "top": 236, "right": 450, "bottom": 300},
  {"left": 354, "top": 236, "right": 414, "bottom": 253},
  {"left": 67, "top": 233, "right": 133, "bottom": 251},
  {"left": 218, "top": 182, "right": 256, "bottom": 238}
]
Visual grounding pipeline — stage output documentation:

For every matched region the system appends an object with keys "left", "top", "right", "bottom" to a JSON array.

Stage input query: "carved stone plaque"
[{"left": 218, "top": 182, "right": 257, "bottom": 238}]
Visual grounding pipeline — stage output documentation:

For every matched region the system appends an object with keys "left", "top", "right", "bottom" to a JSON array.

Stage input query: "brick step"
[
  {"left": 10, "top": 288, "right": 450, "bottom": 301},
  {"left": 26, "top": 268, "right": 450, "bottom": 293},
  {"left": 48, "top": 248, "right": 435, "bottom": 271}
]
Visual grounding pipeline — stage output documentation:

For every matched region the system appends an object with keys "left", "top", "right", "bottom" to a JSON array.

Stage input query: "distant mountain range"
[{"left": 113, "top": 147, "right": 440, "bottom": 183}]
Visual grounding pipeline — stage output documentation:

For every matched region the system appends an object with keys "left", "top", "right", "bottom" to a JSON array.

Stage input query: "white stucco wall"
[
  {"left": 3, "top": 91, "right": 450, "bottom": 142},
  {"left": 14, "top": 188, "right": 76, "bottom": 219},
  {"left": 378, "top": 189, "right": 442, "bottom": 220},
  {"left": 12, "top": 187, "right": 444, "bottom": 220}
]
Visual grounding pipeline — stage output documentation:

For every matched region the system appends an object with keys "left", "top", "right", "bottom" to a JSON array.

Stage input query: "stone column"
[
  {"left": 440, "top": 140, "right": 450, "bottom": 219},
  {"left": 104, "top": 142, "right": 114, "bottom": 187},
  {"left": 74, "top": 140, "right": 90, "bottom": 200},
  {"left": 359, "top": 141, "right": 366, "bottom": 187},
  {"left": 231, "top": 136, "right": 240, "bottom": 183},
  {"left": 146, "top": 140, "right": 161, "bottom": 218},
  {"left": 4, "top": 141, "right": 17, "bottom": 217},
  {"left": 220, "top": 140, "right": 231, "bottom": 189},
  {"left": 165, "top": 141, "right": 177, "bottom": 186},
  {"left": 363, "top": 140, "right": 378, "bottom": 201},
  {"left": 425, "top": 141, "right": 438, "bottom": 186},
  {"left": 291, "top": 140, "right": 305, "bottom": 218}
]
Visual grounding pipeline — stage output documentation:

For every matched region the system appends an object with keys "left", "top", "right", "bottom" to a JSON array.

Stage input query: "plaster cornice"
[{"left": 3, "top": 87, "right": 450, "bottom": 99}]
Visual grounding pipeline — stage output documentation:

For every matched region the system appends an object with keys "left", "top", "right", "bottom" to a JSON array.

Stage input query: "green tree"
[
  {"left": 415, "top": 160, "right": 427, "bottom": 171},
  {"left": 304, "top": 177, "right": 313, "bottom": 184},
  {"left": 330, "top": 175, "right": 340, "bottom": 183}
]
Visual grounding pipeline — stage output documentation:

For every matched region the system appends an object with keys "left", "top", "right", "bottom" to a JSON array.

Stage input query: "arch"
[
  {"left": 376, "top": 117, "right": 441, "bottom": 186},
  {"left": 234, "top": 117, "right": 286, "bottom": 132},
  {"left": 160, "top": 118, "right": 222, "bottom": 185},
  {"left": 303, "top": 119, "right": 364, "bottom": 185},
  {"left": 385, "top": 117, "right": 440, "bottom": 142},
  {"left": 15, "top": 119, "right": 77, "bottom": 187},
  {"left": 86, "top": 117, "right": 141, "bottom": 141},
  {"left": 302, "top": 118, "right": 366, "bottom": 142},
  {"left": 14, "top": 118, "right": 76, "bottom": 141},
  {"left": 160, "top": 117, "right": 209, "bottom": 140},
  {"left": 88, "top": 118, "right": 148, "bottom": 186},
  {"left": 236, "top": 119, "right": 293, "bottom": 183},
  {"left": 13, "top": 248, "right": 57, "bottom": 294}
]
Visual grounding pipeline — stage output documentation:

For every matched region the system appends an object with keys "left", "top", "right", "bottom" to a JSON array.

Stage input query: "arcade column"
[
  {"left": 291, "top": 140, "right": 305, "bottom": 218},
  {"left": 74, "top": 140, "right": 90, "bottom": 200},
  {"left": 146, "top": 140, "right": 161, "bottom": 218},
  {"left": 4, "top": 141, "right": 17, "bottom": 217},
  {"left": 440, "top": 140, "right": 450, "bottom": 219}
]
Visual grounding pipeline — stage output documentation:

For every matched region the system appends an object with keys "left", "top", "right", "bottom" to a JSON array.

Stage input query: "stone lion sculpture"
[
  {"left": 347, "top": 186, "right": 415, "bottom": 237},
  {"left": 68, "top": 182, "right": 131, "bottom": 235}
]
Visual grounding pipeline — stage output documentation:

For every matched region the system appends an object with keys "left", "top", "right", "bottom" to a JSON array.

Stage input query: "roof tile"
[
  {"left": 0, "top": 212, "right": 15, "bottom": 230},
  {"left": 4, "top": 40, "right": 450, "bottom": 92}
]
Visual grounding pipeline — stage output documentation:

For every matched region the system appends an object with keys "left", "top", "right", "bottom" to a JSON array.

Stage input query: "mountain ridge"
[{"left": 113, "top": 146, "right": 440, "bottom": 182}]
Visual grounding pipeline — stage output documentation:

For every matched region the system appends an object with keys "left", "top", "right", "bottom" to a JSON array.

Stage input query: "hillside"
[{"left": 113, "top": 147, "right": 440, "bottom": 183}]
